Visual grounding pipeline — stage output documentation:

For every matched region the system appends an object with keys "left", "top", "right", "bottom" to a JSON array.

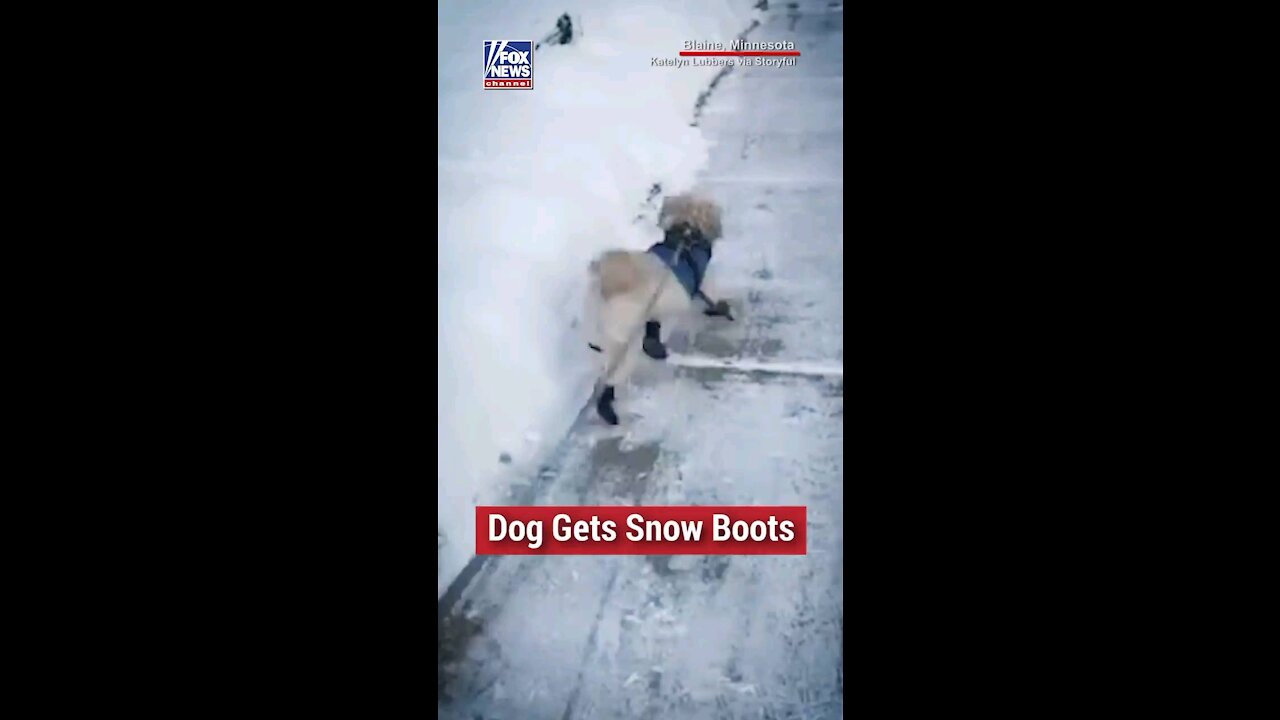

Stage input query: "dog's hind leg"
[
  {"left": 642, "top": 320, "right": 668, "bottom": 360},
  {"left": 596, "top": 337, "right": 639, "bottom": 425},
  {"left": 642, "top": 279, "right": 694, "bottom": 359},
  {"left": 582, "top": 265, "right": 608, "bottom": 354},
  {"left": 604, "top": 337, "right": 641, "bottom": 388}
]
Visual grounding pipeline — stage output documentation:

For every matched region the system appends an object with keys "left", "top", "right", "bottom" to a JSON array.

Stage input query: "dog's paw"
[
  {"left": 642, "top": 337, "right": 668, "bottom": 360},
  {"left": 596, "top": 396, "right": 619, "bottom": 425},
  {"left": 704, "top": 300, "right": 734, "bottom": 320}
]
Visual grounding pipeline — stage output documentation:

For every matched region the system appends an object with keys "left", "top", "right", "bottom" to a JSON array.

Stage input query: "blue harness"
[{"left": 647, "top": 233, "right": 712, "bottom": 298}]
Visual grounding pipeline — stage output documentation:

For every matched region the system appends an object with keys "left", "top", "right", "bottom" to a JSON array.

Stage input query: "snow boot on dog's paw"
[
  {"left": 642, "top": 321, "right": 668, "bottom": 360},
  {"left": 642, "top": 337, "right": 668, "bottom": 360},
  {"left": 597, "top": 385, "right": 619, "bottom": 425}
]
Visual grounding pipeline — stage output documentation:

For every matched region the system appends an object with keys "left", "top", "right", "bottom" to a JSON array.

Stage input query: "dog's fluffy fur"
[{"left": 585, "top": 193, "right": 725, "bottom": 390}]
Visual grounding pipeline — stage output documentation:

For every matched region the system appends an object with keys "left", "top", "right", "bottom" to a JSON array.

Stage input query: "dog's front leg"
[{"left": 697, "top": 277, "right": 735, "bottom": 320}]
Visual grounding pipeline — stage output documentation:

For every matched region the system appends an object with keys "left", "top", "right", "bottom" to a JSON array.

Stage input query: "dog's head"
[{"left": 658, "top": 193, "right": 723, "bottom": 244}]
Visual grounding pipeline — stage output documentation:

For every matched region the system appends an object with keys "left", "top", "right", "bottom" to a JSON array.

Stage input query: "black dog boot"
[
  {"left": 596, "top": 385, "right": 619, "bottom": 425},
  {"left": 642, "top": 321, "right": 668, "bottom": 360}
]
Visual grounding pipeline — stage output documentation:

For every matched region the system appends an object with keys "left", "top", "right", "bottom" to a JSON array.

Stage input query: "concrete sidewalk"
[{"left": 439, "top": 3, "right": 843, "bottom": 717}]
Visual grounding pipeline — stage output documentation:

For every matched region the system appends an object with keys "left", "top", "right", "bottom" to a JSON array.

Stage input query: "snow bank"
[{"left": 438, "top": 0, "right": 758, "bottom": 596}]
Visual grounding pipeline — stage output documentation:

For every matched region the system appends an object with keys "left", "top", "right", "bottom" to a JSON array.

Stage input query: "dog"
[{"left": 584, "top": 193, "right": 732, "bottom": 425}]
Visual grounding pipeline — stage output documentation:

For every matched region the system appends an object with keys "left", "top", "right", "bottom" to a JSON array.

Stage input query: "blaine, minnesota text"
[{"left": 683, "top": 40, "right": 797, "bottom": 50}]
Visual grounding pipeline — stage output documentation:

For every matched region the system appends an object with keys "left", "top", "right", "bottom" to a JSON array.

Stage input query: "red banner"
[{"left": 475, "top": 506, "right": 807, "bottom": 555}]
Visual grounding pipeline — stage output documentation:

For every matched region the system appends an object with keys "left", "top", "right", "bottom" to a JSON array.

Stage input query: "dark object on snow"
[
  {"left": 642, "top": 321, "right": 668, "bottom": 360},
  {"left": 588, "top": 342, "right": 602, "bottom": 353},
  {"left": 499, "top": 452, "right": 512, "bottom": 464},
  {"left": 702, "top": 298, "right": 734, "bottom": 320},
  {"left": 755, "top": 0, "right": 769, "bottom": 9},
  {"left": 597, "top": 385, "right": 619, "bottom": 425},
  {"left": 535, "top": 13, "right": 574, "bottom": 49}
]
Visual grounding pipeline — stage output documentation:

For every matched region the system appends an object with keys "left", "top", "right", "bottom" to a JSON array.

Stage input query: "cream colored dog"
[{"left": 584, "top": 193, "right": 729, "bottom": 424}]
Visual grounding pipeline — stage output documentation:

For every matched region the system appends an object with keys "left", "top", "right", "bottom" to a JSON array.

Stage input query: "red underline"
[{"left": 679, "top": 51, "right": 801, "bottom": 56}]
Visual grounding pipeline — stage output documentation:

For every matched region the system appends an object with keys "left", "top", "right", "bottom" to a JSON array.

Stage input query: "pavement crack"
[{"left": 559, "top": 563, "right": 622, "bottom": 720}]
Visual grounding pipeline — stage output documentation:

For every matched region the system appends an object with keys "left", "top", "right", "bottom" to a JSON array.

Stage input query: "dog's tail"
[
  {"left": 585, "top": 250, "right": 653, "bottom": 350},
  {"left": 595, "top": 250, "right": 644, "bottom": 301}
]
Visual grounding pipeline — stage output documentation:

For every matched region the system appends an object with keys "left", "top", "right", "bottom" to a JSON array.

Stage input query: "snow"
[
  {"left": 665, "top": 352, "right": 844, "bottom": 377},
  {"left": 438, "top": 1, "right": 761, "bottom": 597}
]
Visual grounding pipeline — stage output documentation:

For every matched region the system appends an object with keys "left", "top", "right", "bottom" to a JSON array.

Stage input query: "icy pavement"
[{"left": 439, "top": 3, "right": 843, "bottom": 718}]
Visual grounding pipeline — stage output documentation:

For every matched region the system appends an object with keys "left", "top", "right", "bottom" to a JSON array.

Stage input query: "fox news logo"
[{"left": 484, "top": 40, "right": 533, "bottom": 89}]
